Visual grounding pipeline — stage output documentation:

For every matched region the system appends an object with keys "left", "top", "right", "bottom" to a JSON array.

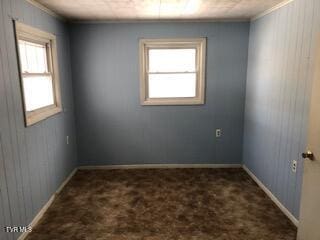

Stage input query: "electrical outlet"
[
  {"left": 66, "top": 136, "right": 69, "bottom": 145},
  {"left": 292, "top": 160, "right": 297, "bottom": 173},
  {"left": 216, "top": 129, "right": 222, "bottom": 138}
]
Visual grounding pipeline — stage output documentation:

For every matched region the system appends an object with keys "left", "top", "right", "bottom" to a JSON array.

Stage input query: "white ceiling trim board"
[
  {"left": 26, "top": 0, "right": 64, "bottom": 21},
  {"left": 251, "top": 0, "right": 295, "bottom": 21}
]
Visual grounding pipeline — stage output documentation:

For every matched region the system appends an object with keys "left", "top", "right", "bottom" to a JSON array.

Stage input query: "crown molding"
[
  {"left": 26, "top": 0, "right": 65, "bottom": 21},
  {"left": 251, "top": 0, "right": 294, "bottom": 21}
]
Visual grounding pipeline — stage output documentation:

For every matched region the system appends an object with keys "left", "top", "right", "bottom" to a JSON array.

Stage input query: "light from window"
[
  {"left": 148, "top": 49, "right": 196, "bottom": 73},
  {"left": 140, "top": 38, "right": 206, "bottom": 105},
  {"left": 22, "top": 75, "right": 54, "bottom": 111},
  {"left": 18, "top": 40, "right": 55, "bottom": 111},
  {"left": 19, "top": 40, "right": 48, "bottom": 73},
  {"left": 149, "top": 73, "right": 196, "bottom": 98},
  {"left": 148, "top": 49, "right": 196, "bottom": 98}
]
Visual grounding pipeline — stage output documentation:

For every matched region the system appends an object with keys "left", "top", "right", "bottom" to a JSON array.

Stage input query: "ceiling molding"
[
  {"left": 26, "top": 0, "right": 65, "bottom": 21},
  {"left": 251, "top": 0, "right": 294, "bottom": 21}
]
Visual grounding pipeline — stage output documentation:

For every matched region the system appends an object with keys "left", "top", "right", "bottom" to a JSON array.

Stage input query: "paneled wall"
[
  {"left": 243, "top": 0, "right": 320, "bottom": 219},
  {"left": 0, "top": 0, "right": 77, "bottom": 239},
  {"left": 70, "top": 22, "right": 249, "bottom": 166}
]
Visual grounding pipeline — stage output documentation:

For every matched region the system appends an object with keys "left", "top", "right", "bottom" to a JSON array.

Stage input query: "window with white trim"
[
  {"left": 15, "top": 22, "right": 62, "bottom": 126},
  {"left": 140, "top": 38, "right": 206, "bottom": 105}
]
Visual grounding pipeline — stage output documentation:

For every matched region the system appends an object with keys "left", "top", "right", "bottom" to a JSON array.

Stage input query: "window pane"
[
  {"left": 149, "top": 49, "right": 196, "bottom": 73},
  {"left": 22, "top": 76, "right": 54, "bottom": 111},
  {"left": 148, "top": 73, "right": 196, "bottom": 98},
  {"left": 18, "top": 40, "right": 48, "bottom": 73}
]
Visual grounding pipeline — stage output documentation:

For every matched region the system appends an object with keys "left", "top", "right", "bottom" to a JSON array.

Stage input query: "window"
[
  {"left": 140, "top": 38, "right": 206, "bottom": 105},
  {"left": 15, "top": 22, "right": 62, "bottom": 126}
]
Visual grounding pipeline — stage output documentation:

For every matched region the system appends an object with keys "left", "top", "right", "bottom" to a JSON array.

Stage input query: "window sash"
[
  {"left": 146, "top": 46, "right": 199, "bottom": 99},
  {"left": 146, "top": 47, "right": 199, "bottom": 99},
  {"left": 22, "top": 75, "right": 55, "bottom": 112},
  {"left": 148, "top": 72, "right": 198, "bottom": 98},
  {"left": 18, "top": 38, "right": 52, "bottom": 74},
  {"left": 140, "top": 38, "right": 206, "bottom": 105},
  {"left": 147, "top": 47, "right": 197, "bottom": 73},
  {"left": 18, "top": 39, "right": 55, "bottom": 112}
]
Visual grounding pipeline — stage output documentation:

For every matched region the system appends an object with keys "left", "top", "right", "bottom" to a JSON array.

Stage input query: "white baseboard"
[
  {"left": 55, "top": 168, "right": 77, "bottom": 194},
  {"left": 242, "top": 165, "right": 299, "bottom": 227},
  {"left": 78, "top": 164, "right": 242, "bottom": 170},
  {"left": 18, "top": 168, "right": 78, "bottom": 240}
]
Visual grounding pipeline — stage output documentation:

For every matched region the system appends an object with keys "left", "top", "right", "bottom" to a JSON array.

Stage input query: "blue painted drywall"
[
  {"left": 243, "top": 0, "right": 320, "bottom": 219},
  {"left": 0, "top": 0, "right": 77, "bottom": 239},
  {"left": 69, "top": 22, "right": 250, "bottom": 166}
]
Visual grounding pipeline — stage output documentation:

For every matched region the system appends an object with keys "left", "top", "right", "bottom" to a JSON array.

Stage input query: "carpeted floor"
[{"left": 26, "top": 168, "right": 297, "bottom": 240}]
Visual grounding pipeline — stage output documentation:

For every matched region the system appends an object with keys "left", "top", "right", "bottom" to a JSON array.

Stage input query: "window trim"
[
  {"left": 15, "top": 21, "right": 62, "bottom": 126},
  {"left": 139, "top": 38, "right": 206, "bottom": 106}
]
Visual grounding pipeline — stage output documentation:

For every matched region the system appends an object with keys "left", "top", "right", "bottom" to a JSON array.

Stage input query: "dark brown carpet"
[{"left": 26, "top": 168, "right": 297, "bottom": 240}]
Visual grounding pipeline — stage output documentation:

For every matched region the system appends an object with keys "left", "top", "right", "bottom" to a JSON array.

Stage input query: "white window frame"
[
  {"left": 15, "top": 21, "right": 62, "bottom": 126},
  {"left": 139, "top": 38, "right": 206, "bottom": 106}
]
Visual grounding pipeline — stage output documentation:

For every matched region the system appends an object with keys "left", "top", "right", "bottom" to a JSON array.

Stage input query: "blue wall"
[
  {"left": 70, "top": 22, "right": 249, "bottom": 166},
  {"left": 0, "top": 0, "right": 77, "bottom": 239},
  {"left": 243, "top": 0, "right": 320, "bottom": 219}
]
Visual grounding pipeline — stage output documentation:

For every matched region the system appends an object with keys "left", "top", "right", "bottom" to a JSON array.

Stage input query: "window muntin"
[
  {"left": 140, "top": 38, "right": 206, "bottom": 105},
  {"left": 15, "top": 22, "right": 62, "bottom": 126}
]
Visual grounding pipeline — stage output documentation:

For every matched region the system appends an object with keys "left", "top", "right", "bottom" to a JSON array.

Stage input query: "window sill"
[
  {"left": 141, "top": 97, "right": 205, "bottom": 106},
  {"left": 25, "top": 105, "right": 62, "bottom": 126}
]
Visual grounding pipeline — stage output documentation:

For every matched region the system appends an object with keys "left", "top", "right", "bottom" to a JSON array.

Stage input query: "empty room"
[{"left": 0, "top": 0, "right": 319, "bottom": 239}]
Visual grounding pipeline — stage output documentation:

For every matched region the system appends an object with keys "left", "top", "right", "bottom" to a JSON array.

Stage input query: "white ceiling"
[{"left": 32, "top": 0, "right": 287, "bottom": 21}]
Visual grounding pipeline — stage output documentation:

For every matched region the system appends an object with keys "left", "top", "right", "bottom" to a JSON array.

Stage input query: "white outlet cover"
[
  {"left": 292, "top": 160, "right": 297, "bottom": 173},
  {"left": 216, "top": 129, "right": 222, "bottom": 138}
]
